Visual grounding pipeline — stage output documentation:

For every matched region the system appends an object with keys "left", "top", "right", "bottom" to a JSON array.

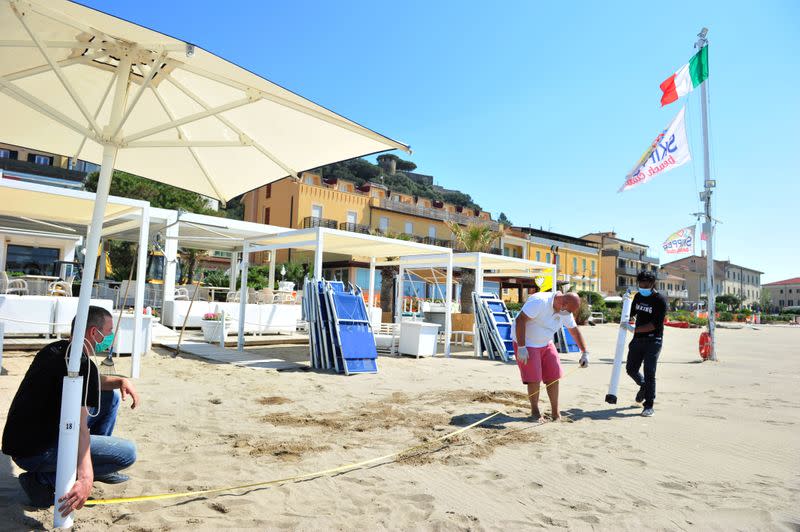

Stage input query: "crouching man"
[{"left": 2, "top": 306, "right": 139, "bottom": 516}]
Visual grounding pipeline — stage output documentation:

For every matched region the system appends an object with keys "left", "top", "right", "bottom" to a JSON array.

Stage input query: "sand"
[{"left": 1, "top": 324, "right": 799, "bottom": 531}]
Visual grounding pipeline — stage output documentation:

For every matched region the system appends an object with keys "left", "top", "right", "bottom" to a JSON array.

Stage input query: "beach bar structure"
[
  {"left": 240, "top": 226, "right": 455, "bottom": 354},
  {"left": 389, "top": 252, "right": 557, "bottom": 357},
  {"left": 0, "top": 178, "right": 152, "bottom": 376}
]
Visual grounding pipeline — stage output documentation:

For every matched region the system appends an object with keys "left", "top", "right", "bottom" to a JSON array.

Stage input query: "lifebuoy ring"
[{"left": 699, "top": 331, "right": 712, "bottom": 360}]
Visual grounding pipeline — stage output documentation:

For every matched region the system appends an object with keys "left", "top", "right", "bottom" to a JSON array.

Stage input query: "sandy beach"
[{"left": 1, "top": 324, "right": 799, "bottom": 531}]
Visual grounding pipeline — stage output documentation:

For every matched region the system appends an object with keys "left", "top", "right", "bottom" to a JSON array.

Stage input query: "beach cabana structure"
[
  {"left": 0, "top": 0, "right": 410, "bottom": 524},
  {"left": 390, "top": 252, "right": 556, "bottom": 357},
  {"left": 240, "top": 226, "right": 454, "bottom": 354},
  {"left": 0, "top": 178, "right": 151, "bottom": 375}
]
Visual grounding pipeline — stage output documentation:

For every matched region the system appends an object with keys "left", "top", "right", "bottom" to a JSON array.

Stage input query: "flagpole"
[{"left": 696, "top": 27, "right": 717, "bottom": 361}]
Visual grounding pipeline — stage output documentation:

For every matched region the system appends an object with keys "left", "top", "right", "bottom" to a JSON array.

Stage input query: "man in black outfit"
[
  {"left": 624, "top": 270, "right": 667, "bottom": 417},
  {"left": 2, "top": 306, "right": 139, "bottom": 516}
]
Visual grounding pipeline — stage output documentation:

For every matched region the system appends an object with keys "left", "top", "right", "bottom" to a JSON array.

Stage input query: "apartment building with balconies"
[
  {"left": 242, "top": 171, "right": 502, "bottom": 284},
  {"left": 505, "top": 227, "right": 602, "bottom": 293},
  {"left": 0, "top": 141, "right": 98, "bottom": 189},
  {"left": 656, "top": 271, "right": 688, "bottom": 305},
  {"left": 581, "top": 232, "right": 659, "bottom": 295},
  {"left": 661, "top": 255, "right": 763, "bottom": 308}
]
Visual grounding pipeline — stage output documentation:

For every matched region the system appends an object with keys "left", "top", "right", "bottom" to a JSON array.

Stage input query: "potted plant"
[{"left": 201, "top": 312, "right": 231, "bottom": 342}]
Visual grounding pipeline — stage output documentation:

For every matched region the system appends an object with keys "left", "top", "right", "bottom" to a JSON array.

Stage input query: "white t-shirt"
[{"left": 513, "top": 292, "right": 577, "bottom": 347}]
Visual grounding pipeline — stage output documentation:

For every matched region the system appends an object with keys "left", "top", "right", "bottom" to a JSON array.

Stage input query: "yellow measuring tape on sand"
[{"left": 84, "top": 366, "right": 582, "bottom": 507}]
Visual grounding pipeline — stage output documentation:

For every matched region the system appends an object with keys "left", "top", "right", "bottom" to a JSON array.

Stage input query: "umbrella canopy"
[
  {"left": 604, "top": 295, "right": 623, "bottom": 303},
  {"left": 0, "top": 1, "right": 410, "bottom": 526},
  {"left": 0, "top": 0, "right": 409, "bottom": 202}
]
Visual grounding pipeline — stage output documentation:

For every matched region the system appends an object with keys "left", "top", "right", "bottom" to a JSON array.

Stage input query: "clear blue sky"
[{"left": 83, "top": 0, "right": 799, "bottom": 283}]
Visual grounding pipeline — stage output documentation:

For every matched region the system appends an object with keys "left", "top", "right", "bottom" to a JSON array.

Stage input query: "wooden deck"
[{"left": 159, "top": 341, "right": 307, "bottom": 372}]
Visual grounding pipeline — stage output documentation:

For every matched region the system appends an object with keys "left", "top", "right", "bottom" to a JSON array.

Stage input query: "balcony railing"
[
  {"left": 303, "top": 216, "right": 337, "bottom": 229},
  {"left": 666, "top": 289, "right": 689, "bottom": 298},
  {"left": 421, "top": 236, "right": 453, "bottom": 248},
  {"left": 378, "top": 198, "right": 499, "bottom": 229},
  {"left": 339, "top": 222, "right": 371, "bottom": 234},
  {"left": 0, "top": 157, "right": 87, "bottom": 183}
]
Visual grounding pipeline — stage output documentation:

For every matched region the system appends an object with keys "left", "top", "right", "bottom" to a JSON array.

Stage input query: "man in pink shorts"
[{"left": 513, "top": 291, "right": 589, "bottom": 422}]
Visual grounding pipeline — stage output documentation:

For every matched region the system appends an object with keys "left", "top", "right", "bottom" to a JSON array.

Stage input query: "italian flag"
[{"left": 659, "top": 46, "right": 709, "bottom": 106}]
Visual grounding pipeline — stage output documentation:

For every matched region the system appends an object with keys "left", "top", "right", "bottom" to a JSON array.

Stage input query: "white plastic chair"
[
  {"left": 174, "top": 287, "right": 190, "bottom": 300},
  {"left": 1, "top": 271, "right": 28, "bottom": 295},
  {"left": 47, "top": 280, "right": 72, "bottom": 297}
]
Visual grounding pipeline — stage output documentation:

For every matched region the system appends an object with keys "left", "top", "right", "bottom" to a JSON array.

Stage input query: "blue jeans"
[
  {"left": 13, "top": 391, "right": 136, "bottom": 487},
  {"left": 88, "top": 390, "right": 120, "bottom": 436}
]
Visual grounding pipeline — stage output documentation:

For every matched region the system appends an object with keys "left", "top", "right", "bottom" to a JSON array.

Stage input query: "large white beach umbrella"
[{"left": 0, "top": 0, "right": 409, "bottom": 527}]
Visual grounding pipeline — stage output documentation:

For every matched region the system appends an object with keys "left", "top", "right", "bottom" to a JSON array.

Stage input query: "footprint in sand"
[
  {"left": 622, "top": 457, "right": 646, "bottom": 466},
  {"left": 764, "top": 419, "right": 795, "bottom": 426}
]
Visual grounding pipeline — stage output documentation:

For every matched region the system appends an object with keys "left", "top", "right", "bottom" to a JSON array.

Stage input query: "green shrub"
[
  {"left": 604, "top": 308, "right": 621, "bottom": 323},
  {"left": 719, "top": 311, "right": 733, "bottom": 322},
  {"left": 505, "top": 302, "right": 522, "bottom": 312},
  {"left": 576, "top": 298, "right": 591, "bottom": 325},
  {"left": 578, "top": 290, "right": 605, "bottom": 310}
]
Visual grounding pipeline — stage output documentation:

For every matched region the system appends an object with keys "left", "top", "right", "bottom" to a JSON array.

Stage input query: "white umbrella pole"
[
  {"left": 606, "top": 291, "right": 633, "bottom": 404},
  {"left": 444, "top": 253, "right": 453, "bottom": 357},
  {"left": 237, "top": 242, "right": 249, "bottom": 351},
  {"left": 368, "top": 257, "right": 376, "bottom": 310},
  {"left": 131, "top": 205, "right": 149, "bottom": 378},
  {"left": 473, "top": 254, "right": 484, "bottom": 358},
  {"left": 54, "top": 143, "right": 118, "bottom": 529}
]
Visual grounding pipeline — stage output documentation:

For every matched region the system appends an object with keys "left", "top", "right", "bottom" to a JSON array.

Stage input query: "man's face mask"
[
  {"left": 92, "top": 327, "right": 115, "bottom": 353},
  {"left": 638, "top": 286, "right": 653, "bottom": 297}
]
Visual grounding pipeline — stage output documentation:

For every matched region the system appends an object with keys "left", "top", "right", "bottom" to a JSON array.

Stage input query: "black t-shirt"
[
  {"left": 631, "top": 291, "right": 668, "bottom": 339},
  {"left": 2, "top": 340, "right": 100, "bottom": 458}
]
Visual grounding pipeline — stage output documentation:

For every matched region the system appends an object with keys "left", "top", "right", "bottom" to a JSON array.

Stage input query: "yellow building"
[
  {"left": 501, "top": 227, "right": 602, "bottom": 297},
  {"left": 581, "top": 232, "right": 660, "bottom": 295},
  {"left": 242, "top": 171, "right": 502, "bottom": 293}
]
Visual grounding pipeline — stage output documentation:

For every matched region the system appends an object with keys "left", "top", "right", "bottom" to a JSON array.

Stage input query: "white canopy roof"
[
  {"left": 393, "top": 251, "right": 555, "bottom": 273},
  {"left": 248, "top": 227, "right": 452, "bottom": 261},
  {"left": 0, "top": 176, "right": 147, "bottom": 229},
  {"left": 0, "top": 0, "right": 410, "bottom": 202}
]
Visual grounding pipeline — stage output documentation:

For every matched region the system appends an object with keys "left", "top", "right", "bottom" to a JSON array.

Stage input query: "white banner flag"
[
  {"left": 619, "top": 107, "right": 691, "bottom": 192},
  {"left": 662, "top": 225, "right": 695, "bottom": 255}
]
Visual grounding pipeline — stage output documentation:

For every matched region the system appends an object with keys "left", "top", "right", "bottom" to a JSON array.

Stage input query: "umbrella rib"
[
  {"left": 12, "top": 4, "right": 102, "bottom": 137},
  {"left": 0, "top": 76, "right": 96, "bottom": 138},
  {"left": 110, "top": 54, "right": 168, "bottom": 139},
  {"left": 165, "top": 75, "right": 299, "bottom": 178},
  {"left": 72, "top": 71, "right": 116, "bottom": 162},
  {"left": 1, "top": 50, "right": 108, "bottom": 83},
  {"left": 120, "top": 96, "right": 254, "bottom": 144},
  {"left": 176, "top": 62, "right": 411, "bottom": 153},
  {"left": 147, "top": 85, "right": 228, "bottom": 203}
]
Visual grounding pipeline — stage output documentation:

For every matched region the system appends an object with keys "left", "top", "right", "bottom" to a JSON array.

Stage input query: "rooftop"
[{"left": 763, "top": 277, "right": 800, "bottom": 286}]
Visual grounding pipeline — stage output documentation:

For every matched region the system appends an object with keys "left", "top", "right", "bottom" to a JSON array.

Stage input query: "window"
[
  {"left": 779, "top": 300, "right": 785, "bottom": 306},
  {"left": 28, "top": 153, "right": 52, "bottom": 166},
  {"left": 789, "top": 300, "right": 795, "bottom": 307},
  {"left": 263, "top": 207, "right": 270, "bottom": 224},
  {"left": 311, "top": 204, "right": 322, "bottom": 219},
  {"left": 618, "top": 259, "right": 625, "bottom": 268},
  {"left": 0, "top": 148, "right": 18, "bottom": 159},
  {"left": 536, "top": 251, "right": 541, "bottom": 262},
  {"left": 790, "top": 289, "right": 794, "bottom": 293},
  {"left": 572, "top": 257, "right": 578, "bottom": 273},
  {"left": 379, "top": 216, "right": 389, "bottom": 233},
  {"left": 591, "top": 260, "right": 596, "bottom": 274},
  {"left": 303, "top": 175, "right": 314, "bottom": 185},
  {"left": 347, "top": 211, "right": 357, "bottom": 225},
  {"left": 618, "top": 276, "right": 625, "bottom": 287},
  {"left": 404, "top": 221, "right": 413, "bottom": 234},
  {"left": 265, "top": 183, "right": 271, "bottom": 198},
  {"left": 582, "top": 258, "right": 586, "bottom": 272},
  {"left": 780, "top": 289, "right": 784, "bottom": 294},
  {"left": 546, "top": 253, "right": 551, "bottom": 263},
  {"left": 6, "top": 244, "right": 59, "bottom": 275},
  {"left": 428, "top": 226, "right": 436, "bottom": 238},
  {"left": 392, "top": 195, "right": 400, "bottom": 202}
]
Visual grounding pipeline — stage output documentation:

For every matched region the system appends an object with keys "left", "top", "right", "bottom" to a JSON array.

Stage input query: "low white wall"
[
  {"left": 162, "top": 300, "right": 302, "bottom": 333},
  {"left": 0, "top": 295, "right": 114, "bottom": 336}
]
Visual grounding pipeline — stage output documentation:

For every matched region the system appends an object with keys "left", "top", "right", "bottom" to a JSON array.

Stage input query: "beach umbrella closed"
[{"left": 0, "top": 0, "right": 409, "bottom": 527}]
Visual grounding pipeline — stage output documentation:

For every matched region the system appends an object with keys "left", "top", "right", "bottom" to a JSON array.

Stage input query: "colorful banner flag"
[
  {"left": 662, "top": 225, "right": 695, "bottom": 255},
  {"left": 619, "top": 107, "right": 691, "bottom": 192}
]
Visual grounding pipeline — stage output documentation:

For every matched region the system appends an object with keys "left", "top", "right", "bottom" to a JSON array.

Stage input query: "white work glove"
[
  {"left": 515, "top": 343, "right": 528, "bottom": 364},
  {"left": 621, "top": 322, "right": 636, "bottom": 333},
  {"left": 579, "top": 351, "right": 589, "bottom": 368}
]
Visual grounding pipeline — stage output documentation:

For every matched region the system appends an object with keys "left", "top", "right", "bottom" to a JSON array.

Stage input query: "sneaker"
[
  {"left": 635, "top": 387, "right": 645, "bottom": 404},
  {"left": 95, "top": 472, "right": 129, "bottom": 484},
  {"left": 18, "top": 472, "right": 54, "bottom": 508},
  {"left": 641, "top": 408, "right": 655, "bottom": 417}
]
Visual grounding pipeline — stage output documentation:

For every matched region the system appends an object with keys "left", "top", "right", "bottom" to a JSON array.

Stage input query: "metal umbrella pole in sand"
[{"left": 0, "top": 1, "right": 409, "bottom": 527}]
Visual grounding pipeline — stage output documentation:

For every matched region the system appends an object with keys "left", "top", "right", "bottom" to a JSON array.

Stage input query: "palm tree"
[{"left": 446, "top": 222, "right": 503, "bottom": 313}]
